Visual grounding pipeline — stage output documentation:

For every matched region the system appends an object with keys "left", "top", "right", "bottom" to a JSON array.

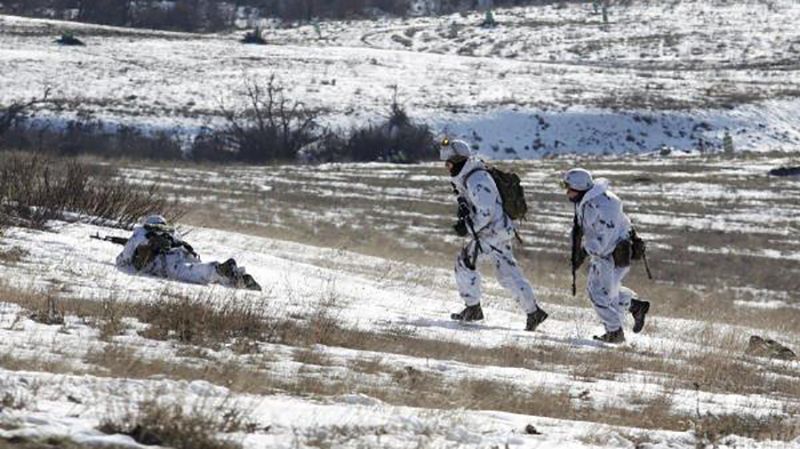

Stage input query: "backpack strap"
[{"left": 462, "top": 167, "right": 487, "bottom": 189}]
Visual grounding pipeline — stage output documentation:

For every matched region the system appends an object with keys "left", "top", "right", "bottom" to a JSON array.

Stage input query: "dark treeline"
[{"left": 0, "top": 1, "right": 585, "bottom": 32}]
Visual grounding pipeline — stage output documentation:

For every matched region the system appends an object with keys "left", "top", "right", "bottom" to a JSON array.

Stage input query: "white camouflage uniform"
[
  {"left": 451, "top": 157, "right": 540, "bottom": 314},
  {"left": 116, "top": 219, "right": 227, "bottom": 286},
  {"left": 577, "top": 179, "right": 638, "bottom": 332}
]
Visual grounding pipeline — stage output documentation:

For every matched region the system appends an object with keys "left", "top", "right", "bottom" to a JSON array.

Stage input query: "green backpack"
[{"left": 465, "top": 166, "right": 528, "bottom": 220}]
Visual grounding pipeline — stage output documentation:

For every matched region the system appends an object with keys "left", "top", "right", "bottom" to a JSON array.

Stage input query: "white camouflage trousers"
[
  {"left": 455, "top": 237, "right": 539, "bottom": 314},
  {"left": 149, "top": 251, "right": 224, "bottom": 285},
  {"left": 586, "top": 255, "right": 637, "bottom": 332}
]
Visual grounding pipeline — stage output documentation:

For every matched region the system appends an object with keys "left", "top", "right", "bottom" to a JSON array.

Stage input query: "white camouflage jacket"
[
  {"left": 576, "top": 178, "right": 632, "bottom": 258},
  {"left": 451, "top": 157, "right": 515, "bottom": 241},
  {"left": 115, "top": 224, "right": 188, "bottom": 270}
]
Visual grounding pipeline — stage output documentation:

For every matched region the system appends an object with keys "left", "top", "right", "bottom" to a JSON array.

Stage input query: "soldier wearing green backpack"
[{"left": 440, "top": 138, "right": 548, "bottom": 331}]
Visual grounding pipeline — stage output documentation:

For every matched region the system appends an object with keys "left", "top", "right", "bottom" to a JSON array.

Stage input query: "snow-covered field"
[
  {"left": 2, "top": 1, "right": 800, "bottom": 447},
  {"left": 118, "top": 154, "right": 800, "bottom": 313},
  {"left": 2, "top": 0, "right": 800, "bottom": 157},
  {"left": 1, "top": 220, "right": 799, "bottom": 449},
  {"left": 1, "top": 155, "right": 799, "bottom": 448}
]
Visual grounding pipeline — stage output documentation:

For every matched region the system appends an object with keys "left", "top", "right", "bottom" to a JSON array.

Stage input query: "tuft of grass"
[
  {"left": 293, "top": 347, "right": 333, "bottom": 366},
  {"left": 693, "top": 413, "right": 800, "bottom": 446},
  {"left": 0, "top": 247, "right": 27, "bottom": 265},
  {"left": 27, "top": 292, "right": 64, "bottom": 326},
  {"left": 99, "top": 399, "right": 245, "bottom": 449},
  {"left": 134, "top": 290, "right": 270, "bottom": 348},
  {"left": 1, "top": 391, "right": 27, "bottom": 411}
]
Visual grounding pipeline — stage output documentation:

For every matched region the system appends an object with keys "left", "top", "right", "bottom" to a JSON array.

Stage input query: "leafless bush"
[
  {"left": 3, "top": 119, "right": 183, "bottom": 161},
  {"left": 0, "top": 89, "right": 50, "bottom": 141},
  {"left": 99, "top": 399, "right": 244, "bottom": 449},
  {"left": 0, "top": 152, "right": 183, "bottom": 229},
  {"left": 192, "top": 76, "right": 318, "bottom": 163}
]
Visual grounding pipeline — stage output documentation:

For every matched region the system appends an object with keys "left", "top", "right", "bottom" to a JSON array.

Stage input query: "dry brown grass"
[
  {"left": 4, "top": 325, "right": 797, "bottom": 442},
  {"left": 1, "top": 391, "right": 27, "bottom": 411},
  {"left": 4, "top": 280, "right": 798, "bottom": 401},
  {"left": 348, "top": 356, "right": 385, "bottom": 375},
  {"left": 0, "top": 436, "right": 131, "bottom": 449},
  {"left": 0, "top": 247, "right": 27, "bottom": 265},
  {"left": 693, "top": 413, "right": 800, "bottom": 446},
  {"left": 2, "top": 277, "right": 799, "bottom": 442},
  {"left": 0, "top": 152, "right": 183, "bottom": 230},
  {"left": 0, "top": 351, "right": 77, "bottom": 377},
  {"left": 99, "top": 399, "right": 247, "bottom": 449},
  {"left": 134, "top": 290, "right": 270, "bottom": 347},
  {"left": 0, "top": 282, "right": 275, "bottom": 351},
  {"left": 293, "top": 347, "right": 333, "bottom": 366}
]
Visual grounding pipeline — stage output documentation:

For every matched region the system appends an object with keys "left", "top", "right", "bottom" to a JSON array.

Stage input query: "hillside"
[
  {"left": 1, "top": 0, "right": 799, "bottom": 157},
  {"left": 0, "top": 156, "right": 798, "bottom": 448}
]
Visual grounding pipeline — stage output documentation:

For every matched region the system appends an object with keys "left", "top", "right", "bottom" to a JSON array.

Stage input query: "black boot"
[
  {"left": 451, "top": 304, "right": 484, "bottom": 322},
  {"left": 593, "top": 328, "right": 625, "bottom": 344},
  {"left": 525, "top": 308, "right": 548, "bottom": 331},
  {"left": 629, "top": 299, "right": 650, "bottom": 334},
  {"left": 242, "top": 274, "right": 262, "bottom": 291},
  {"left": 216, "top": 258, "right": 238, "bottom": 280}
]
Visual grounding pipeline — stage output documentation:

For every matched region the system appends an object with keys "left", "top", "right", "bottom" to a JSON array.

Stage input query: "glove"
[
  {"left": 457, "top": 197, "right": 471, "bottom": 220},
  {"left": 453, "top": 219, "right": 469, "bottom": 237},
  {"left": 180, "top": 241, "right": 198, "bottom": 258},
  {"left": 132, "top": 245, "right": 156, "bottom": 271},
  {"left": 147, "top": 232, "right": 173, "bottom": 254}
]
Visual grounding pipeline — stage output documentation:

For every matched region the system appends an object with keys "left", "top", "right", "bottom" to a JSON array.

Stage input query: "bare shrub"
[
  {"left": 192, "top": 76, "right": 318, "bottom": 163},
  {"left": 0, "top": 152, "right": 182, "bottom": 229},
  {"left": 0, "top": 89, "right": 50, "bottom": 141},
  {"left": 99, "top": 399, "right": 244, "bottom": 449}
]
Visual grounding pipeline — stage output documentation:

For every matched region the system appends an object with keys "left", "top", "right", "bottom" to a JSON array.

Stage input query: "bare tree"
[{"left": 194, "top": 76, "right": 317, "bottom": 163}]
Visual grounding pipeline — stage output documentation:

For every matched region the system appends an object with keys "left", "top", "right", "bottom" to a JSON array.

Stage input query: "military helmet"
[{"left": 561, "top": 168, "right": 594, "bottom": 192}]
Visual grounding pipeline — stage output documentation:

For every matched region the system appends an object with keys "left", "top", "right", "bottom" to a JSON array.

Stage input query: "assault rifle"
[
  {"left": 90, "top": 233, "right": 128, "bottom": 245},
  {"left": 570, "top": 213, "right": 583, "bottom": 296},
  {"left": 457, "top": 197, "right": 482, "bottom": 270},
  {"left": 91, "top": 230, "right": 198, "bottom": 259}
]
